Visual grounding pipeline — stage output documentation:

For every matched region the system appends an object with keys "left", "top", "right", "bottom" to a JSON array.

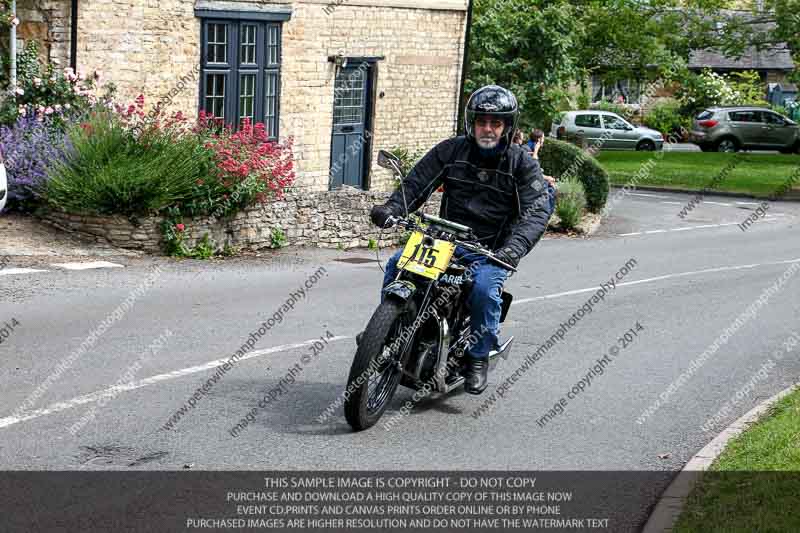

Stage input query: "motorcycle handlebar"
[{"left": 385, "top": 216, "right": 517, "bottom": 273}]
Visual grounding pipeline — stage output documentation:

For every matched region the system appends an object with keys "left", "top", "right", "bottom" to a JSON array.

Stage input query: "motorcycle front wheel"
[{"left": 344, "top": 298, "right": 415, "bottom": 430}]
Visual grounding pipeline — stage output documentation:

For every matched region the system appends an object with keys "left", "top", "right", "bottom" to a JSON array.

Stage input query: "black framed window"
[{"left": 200, "top": 19, "right": 283, "bottom": 139}]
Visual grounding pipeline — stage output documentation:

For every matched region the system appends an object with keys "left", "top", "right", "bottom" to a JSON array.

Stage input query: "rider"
[{"left": 369, "top": 85, "right": 554, "bottom": 395}]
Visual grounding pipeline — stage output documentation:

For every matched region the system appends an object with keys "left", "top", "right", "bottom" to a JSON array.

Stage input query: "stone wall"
[
  {"left": 65, "top": 0, "right": 467, "bottom": 192},
  {"left": 40, "top": 188, "right": 444, "bottom": 253},
  {"left": 14, "top": 0, "right": 71, "bottom": 68}
]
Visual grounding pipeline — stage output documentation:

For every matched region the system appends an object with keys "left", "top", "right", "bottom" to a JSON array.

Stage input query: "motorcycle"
[{"left": 344, "top": 150, "right": 516, "bottom": 430}]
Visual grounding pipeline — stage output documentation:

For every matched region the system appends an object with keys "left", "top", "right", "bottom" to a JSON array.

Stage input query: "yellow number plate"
[{"left": 398, "top": 231, "right": 456, "bottom": 280}]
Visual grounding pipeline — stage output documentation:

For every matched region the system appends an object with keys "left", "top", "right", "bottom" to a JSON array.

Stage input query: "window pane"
[
  {"left": 266, "top": 24, "right": 280, "bottom": 65},
  {"left": 240, "top": 25, "right": 257, "bottom": 65},
  {"left": 264, "top": 71, "right": 279, "bottom": 138},
  {"left": 333, "top": 68, "right": 364, "bottom": 126},
  {"left": 204, "top": 73, "right": 226, "bottom": 121},
  {"left": 239, "top": 73, "right": 256, "bottom": 125},
  {"left": 603, "top": 115, "right": 627, "bottom": 129},
  {"left": 574, "top": 114, "right": 600, "bottom": 128},
  {"left": 207, "top": 24, "right": 228, "bottom": 64}
]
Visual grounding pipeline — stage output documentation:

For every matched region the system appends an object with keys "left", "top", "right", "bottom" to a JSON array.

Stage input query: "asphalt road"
[{"left": 1, "top": 189, "right": 799, "bottom": 530}]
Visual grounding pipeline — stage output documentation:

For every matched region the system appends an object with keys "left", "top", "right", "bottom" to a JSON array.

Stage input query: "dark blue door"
[{"left": 330, "top": 66, "right": 369, "bottom": 189}]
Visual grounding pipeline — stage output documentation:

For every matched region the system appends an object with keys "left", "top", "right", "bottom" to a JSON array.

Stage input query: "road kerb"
[{"left": 642, "top": 380, "right": 800, "bottom": 533}]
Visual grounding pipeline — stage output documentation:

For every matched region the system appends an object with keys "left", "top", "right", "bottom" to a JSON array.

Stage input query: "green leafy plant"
[
  {"left": 387, "top": 146, "right": 424, "bottom": 188},
  {"left": 186, "top": 233, "right": 215, "bottom": 259},
  {"left": 44, "top": 109, "right": 210, "bottom": 216},
  {"left": 643, "top": 99, "right": 692, "bottom": 138},
  {"left": 270, "top": 227, "right": 287, "bottom": 249},
  {"left": 367, "top": 238, "right": 377, "bottom": 250},
  {"left": 538, "top": 138, "right": 609, "bottom": 213},
  {"left": 555, "top": 178, "right": 587, "bottom": 230}
]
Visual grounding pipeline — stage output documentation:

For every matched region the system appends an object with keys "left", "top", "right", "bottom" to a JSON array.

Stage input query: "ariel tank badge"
[{"left": 477, "top": 170, "right": 489, "bottom": 183}]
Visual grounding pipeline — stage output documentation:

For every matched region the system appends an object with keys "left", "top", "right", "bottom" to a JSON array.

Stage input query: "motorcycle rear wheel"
[{"left": 344, "top": 298, "right": 414, "bottom": 430}]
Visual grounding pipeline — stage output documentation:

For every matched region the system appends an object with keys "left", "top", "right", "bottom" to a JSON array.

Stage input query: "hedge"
[{"left": 538, "top": 138, "right": 609, "bottom": 212}]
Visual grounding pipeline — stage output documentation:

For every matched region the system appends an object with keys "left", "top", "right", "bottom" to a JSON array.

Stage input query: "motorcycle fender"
[{"left": 382, "top": 280, "right": 417, "bottom": 303}]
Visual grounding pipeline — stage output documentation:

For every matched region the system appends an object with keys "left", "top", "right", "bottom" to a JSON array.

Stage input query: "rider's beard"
[{"left": 476, "top": 136, "right": 499, "bottom": 149}]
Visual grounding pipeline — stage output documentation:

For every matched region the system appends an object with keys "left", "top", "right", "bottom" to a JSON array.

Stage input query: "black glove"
[
  {"left": 370, "top": 204, "right": 396, "bottom": 228},
  {"left": 493, "top": 246, "right": 521, "bottom": 270}
]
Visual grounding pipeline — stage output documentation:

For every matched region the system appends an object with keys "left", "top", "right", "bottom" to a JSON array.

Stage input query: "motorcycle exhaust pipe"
[{"left": 487, "top": 336, "right": 514, "bottom": 372}]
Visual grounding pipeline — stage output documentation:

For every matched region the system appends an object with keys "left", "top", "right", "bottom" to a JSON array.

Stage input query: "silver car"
[
  {"left": 690, "top": 106, "right": 800, "bottom": 153},
  {"left": 550, "top": 110, "right": 664, "bottom": 151}
]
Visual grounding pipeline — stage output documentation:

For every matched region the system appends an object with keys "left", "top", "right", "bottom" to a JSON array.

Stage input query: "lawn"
[
  {"left": 596, "top": 151, "right": 800, "bottom": 197},
  {"left": 673, "top": 387, "right": 800, "bottom": 532}
]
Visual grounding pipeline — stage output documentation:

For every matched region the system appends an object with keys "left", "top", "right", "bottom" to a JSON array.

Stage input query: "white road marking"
[
  {"left": 5, "top": 256, "right": 800, "bottom": 430},
  {"left": 0, "top": 268, "right": 49, "bottom": 276},
  {"left": 660, "top": 201, "right": 684, "bottom": 205},
  {"left": 618, "top": 217, "right": 785, "bottom": 237},
  {"left": 51, "top": 261, "right": 124, "bottom": 270},
  {"left": 702, "top": 201, "right": 733, "bottom": 207},
  {"left": 0, "top": 336, "right": 350, "bottom": 430},
  {"left": 512, "top": 257, "right": 800, "bottom": 306},
  {"left": 628, "top": 192, "right": 671, "bottom": 199},
  {"left": 736, "top": 201, "right": 761, "bottom": 206}
]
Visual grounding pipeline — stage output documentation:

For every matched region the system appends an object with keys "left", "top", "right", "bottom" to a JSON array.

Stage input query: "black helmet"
[{"left": 464, "top": 85, "right": 519, "bottom": 150}]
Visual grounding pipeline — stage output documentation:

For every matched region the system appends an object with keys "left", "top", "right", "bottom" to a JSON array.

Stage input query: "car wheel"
[
  {"left": 636, "top": 140, "right": 656, "bottom": 151},
  {"left": 715, "top": 138, "right": 739, "bottom": 153}
]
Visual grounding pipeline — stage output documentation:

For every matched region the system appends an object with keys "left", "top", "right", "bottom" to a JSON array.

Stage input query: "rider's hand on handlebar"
[
  {"left": 493, "top": 246, "right": 521, "bottom": 271},
  {"left": 370, "top": 204, "right": 396, "bottom": 228}
]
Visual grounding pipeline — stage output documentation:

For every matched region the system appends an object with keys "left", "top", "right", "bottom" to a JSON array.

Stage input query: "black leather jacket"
[{"left": 384, "top": 136, "right": 552, "bottom": 261}]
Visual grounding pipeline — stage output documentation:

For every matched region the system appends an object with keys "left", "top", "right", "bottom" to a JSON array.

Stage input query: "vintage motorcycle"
[{"left": 344, "top": 150, "right": 516, "bottom": 430}]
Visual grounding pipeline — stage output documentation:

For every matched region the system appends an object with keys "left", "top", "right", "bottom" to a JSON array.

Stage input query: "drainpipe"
[
  {"left": 456, "top": 0, "right": 474, "bottom": 135},
  {"left": 10, "top": 0, "right": 16, "bottom": 88},
  {"left": 70, "top": 0, "right": 78, "bottom": 71}
]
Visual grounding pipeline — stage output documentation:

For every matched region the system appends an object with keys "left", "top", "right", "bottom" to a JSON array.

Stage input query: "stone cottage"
[{"left": 14, "top": 0, "right": 470, "bottom": 250}]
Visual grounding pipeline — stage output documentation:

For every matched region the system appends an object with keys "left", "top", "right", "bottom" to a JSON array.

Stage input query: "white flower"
[
  {"left": 54, "top": 104, "right": 62, "bottom": 111},
  {"left": 11, "top": 17, "right": 19, "bottom": 26},
  {"left": 33, "top": 77, "right": 42, "bottom": 86},
  {"left": 64, "top": 103, "right": 71, "bottom": 109},
  {"left": 44, "top": 106, "right": 54, "bottom": 115},
  {"left": 14, "top": 87, "right": 24, "bottom": 95}
]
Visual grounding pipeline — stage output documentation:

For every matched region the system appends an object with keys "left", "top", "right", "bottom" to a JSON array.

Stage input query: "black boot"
[{"left": 463, "top": 357, "right": 488, "bottom": 395}]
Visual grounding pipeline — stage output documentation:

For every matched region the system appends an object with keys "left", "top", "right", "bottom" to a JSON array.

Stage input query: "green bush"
[
  {"left": 643, "top": 100, "right": 692, "bottom": 138},
  {"left": 538, "top": 138, "right": 609, "bottom": 213},
  {"left": 44, "top": 110, "right": 212, "bottom": 216},
  {"left": 387, "top": 146, "right": 424, "bottom": 178},
  {"left": 555, "top": 178, "right": 587, "bottom": 230}
]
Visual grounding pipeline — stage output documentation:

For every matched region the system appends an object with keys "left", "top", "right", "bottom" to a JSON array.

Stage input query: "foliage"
[
  {"left": 270, "top": 227, "right": 287, "bottom": 249},
  {"left": 643, "top": 99, "right": 693, "bottom": 138},
  {"left": 727, "top": 70, "right": 767, "bottom": 106},
  {"left": 554, "top": 178, "right": 586, "bottom": 231},
  {"left": 43, "top": 109, "right": 211, "bottom": 216},
  {"left": 387, "top": 146, "right": 424, "bottom": 187},
  {"left": 368, "top": 238, "right": 377, "bottom": 250},
  {"left": 0, "top": 113, "right": 71, "bottom": 210},
  {"left": 674, "top": 69, "right": 767, "bottom": 113},
  {"left": 538, "top": 137, "right": 609, "bottom": 213},
  {"left": 467, "top": 0, "right": 580, "bottom": 127},
  {"left": 0, "top": 40, "right": 114, "bottom": 128}
]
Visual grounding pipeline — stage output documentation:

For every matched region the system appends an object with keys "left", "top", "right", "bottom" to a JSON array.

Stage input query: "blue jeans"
[
  {"left": 546, "top": 183, "right": 556, "bottom": 214},
  {"left": 381, "top": 245, "right": 509, "bottom": 361}
]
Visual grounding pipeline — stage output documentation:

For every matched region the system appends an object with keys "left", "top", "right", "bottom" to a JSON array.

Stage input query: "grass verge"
[
  {"left": 596, "top": 152, "right": 800, "bottom": 198},
  {"left": 673, "top": 386, "right": 800, "bottom": 532}
]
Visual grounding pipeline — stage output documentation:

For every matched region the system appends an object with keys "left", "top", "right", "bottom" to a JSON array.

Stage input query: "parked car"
[
  {"left": 550, "top": 110, "right": 664, "bottom": 151},
  {"left": 689, "top": 106, "right": 800, "bottom": 153},
  {"left": 0, "top": 162, "right": 6, "bottom": 213}
]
